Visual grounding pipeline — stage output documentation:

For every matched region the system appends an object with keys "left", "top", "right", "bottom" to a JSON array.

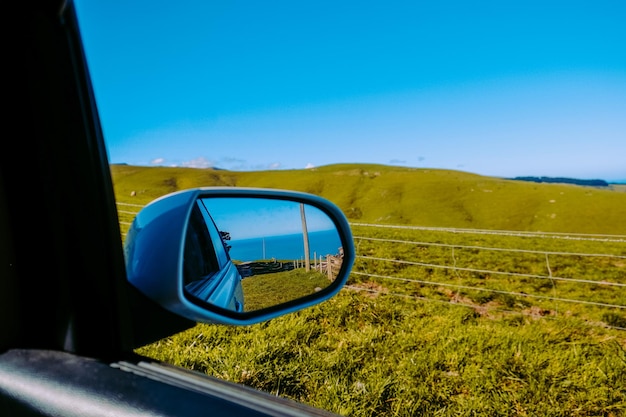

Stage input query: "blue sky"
[{"left": 74, "top": 1, "right": 625, "bottom": 181}]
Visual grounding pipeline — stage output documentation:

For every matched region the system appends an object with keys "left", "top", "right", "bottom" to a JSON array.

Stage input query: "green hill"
[{"left": 111, "top": 164, "right": 626, "bottom": 234}]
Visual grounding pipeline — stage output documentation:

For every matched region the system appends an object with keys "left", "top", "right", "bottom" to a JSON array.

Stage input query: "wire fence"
[
  {"left": 351, "top": 222, "right": 626, "bottom": 242},
  {"left": 349, "top": 223, "right": 626, "bottom": 330},
  {"left": 116, "top": 202, "right": 626, "bottom": 328},
  {"left": 116, "top": 202, "right": 143, "bottom": 231}
]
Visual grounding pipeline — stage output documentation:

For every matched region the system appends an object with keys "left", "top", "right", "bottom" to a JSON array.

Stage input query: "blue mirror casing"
[{"left": 124, "top": 187, "right": 354, "bottom": 325}]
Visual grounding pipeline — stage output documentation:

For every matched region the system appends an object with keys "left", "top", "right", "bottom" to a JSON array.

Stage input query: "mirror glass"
[{"left": 183, "top": 197, "right": 345, "bottom": 312}]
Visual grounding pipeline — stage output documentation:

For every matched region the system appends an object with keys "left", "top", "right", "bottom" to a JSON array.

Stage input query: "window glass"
[
  {"left": 197, "top": 201, "right": 230, "bottom": 269},
  {"left": 183, "top": 203, "right": 219, "bottom": 285}
]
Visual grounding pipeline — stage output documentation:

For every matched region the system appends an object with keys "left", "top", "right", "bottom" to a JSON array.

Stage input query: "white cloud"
[
  {"left": 268, "top": 162, "right": 281, "bottom": 169},
  {"left": 220, "top": 157, "right": 246, "bottom": 165},
  {"left": 150, "top": 157, "right": 166, "bottom": 165},
  {"left": 182, "top": 157, "right": 214, "bottom": 168},
  {"left": 305, "top": 163, "right": 315, "bottom": 169},
  {"left": 389, "top": 159, "right": 406, "bottom": 165},
  {"left": 218, "top": 157, "right": 247, "bottom": 170}
]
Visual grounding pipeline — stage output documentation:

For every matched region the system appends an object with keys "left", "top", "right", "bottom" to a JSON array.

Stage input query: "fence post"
[{"left": 327, "top": 255, "right": 332, "bottom": 280}]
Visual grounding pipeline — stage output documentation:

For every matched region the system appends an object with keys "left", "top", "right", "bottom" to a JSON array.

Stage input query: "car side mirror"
[{"left": 124, "top": 188, "right": 354, "bottom": 325}]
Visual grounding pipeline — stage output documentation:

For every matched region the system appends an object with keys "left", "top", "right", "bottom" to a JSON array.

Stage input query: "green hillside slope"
[{"left": 111, "top": 164, "right": 626, "bottom": 234}]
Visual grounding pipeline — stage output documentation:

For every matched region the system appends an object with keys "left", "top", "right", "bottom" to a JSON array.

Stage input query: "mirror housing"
[{"left": 124, "top": 188, "right": 354, "bottom": 325}]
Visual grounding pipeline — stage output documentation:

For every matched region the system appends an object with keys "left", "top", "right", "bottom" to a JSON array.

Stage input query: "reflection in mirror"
[{"left": 184, "top": 197, "right": 345, "bottom": 312}]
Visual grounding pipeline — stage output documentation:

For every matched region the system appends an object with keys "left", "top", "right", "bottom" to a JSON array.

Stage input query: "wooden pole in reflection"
[
  {"left": 327, "top": 255, "right": 332, "bottom": 280},
  {"left": 300, "top": 203, "right": 310, "bottom": 272}
]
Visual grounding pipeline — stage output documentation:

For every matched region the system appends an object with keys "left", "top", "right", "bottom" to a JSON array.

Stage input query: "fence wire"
[{"left": 349, "top": 222, "right": 626, "bottom": 326}]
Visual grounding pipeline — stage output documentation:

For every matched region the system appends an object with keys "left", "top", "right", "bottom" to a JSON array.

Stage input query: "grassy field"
[
  {"left": 111, "top": 163, "right": 626, "bottom": 235},
  {"left": 116, "top": 164, "right": 626, "bottom": 416},
  {"left": 242, "top": 267, "right": 330, "bottom": 311},
  {"left": 349, "top": 224, "right": 626, "bottom": 327},
  {"left": 137, "top": 292, "right": 625, "bottom": 416}
]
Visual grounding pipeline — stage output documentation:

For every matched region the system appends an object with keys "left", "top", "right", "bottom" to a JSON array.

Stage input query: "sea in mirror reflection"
[{"left": 228, "top": 229, "right": 342, "bottom": 262}]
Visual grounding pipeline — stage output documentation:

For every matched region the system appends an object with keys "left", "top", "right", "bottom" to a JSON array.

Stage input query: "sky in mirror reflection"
[
  {"left": 200, "top": 198, "right": 342, "bottom": 262},
  {"left": 200, "top": 198, "right": 336, "bottom": 239}
]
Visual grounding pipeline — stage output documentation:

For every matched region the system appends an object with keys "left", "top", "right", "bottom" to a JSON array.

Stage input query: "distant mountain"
[{"left": 510, "top": 176, "right": 609, "bottom": 187}]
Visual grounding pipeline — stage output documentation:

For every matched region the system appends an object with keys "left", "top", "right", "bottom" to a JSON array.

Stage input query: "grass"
[
  {"left": 242, "top": 268, "right": 330, "bottom": 311},
  {"left": 137, "top": 291, "right": 626, "bottom": 417},
  {"left": 116, "top": 163, "right": 626, "bottom": 416}
]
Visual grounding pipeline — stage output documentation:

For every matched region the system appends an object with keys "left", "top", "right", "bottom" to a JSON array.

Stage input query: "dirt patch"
[
  {"left": 522, "top": 305, "right": 557, "bottom": 318},
  {"left": 350, "top": 281, "right": 388, "bottom": 298}
]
